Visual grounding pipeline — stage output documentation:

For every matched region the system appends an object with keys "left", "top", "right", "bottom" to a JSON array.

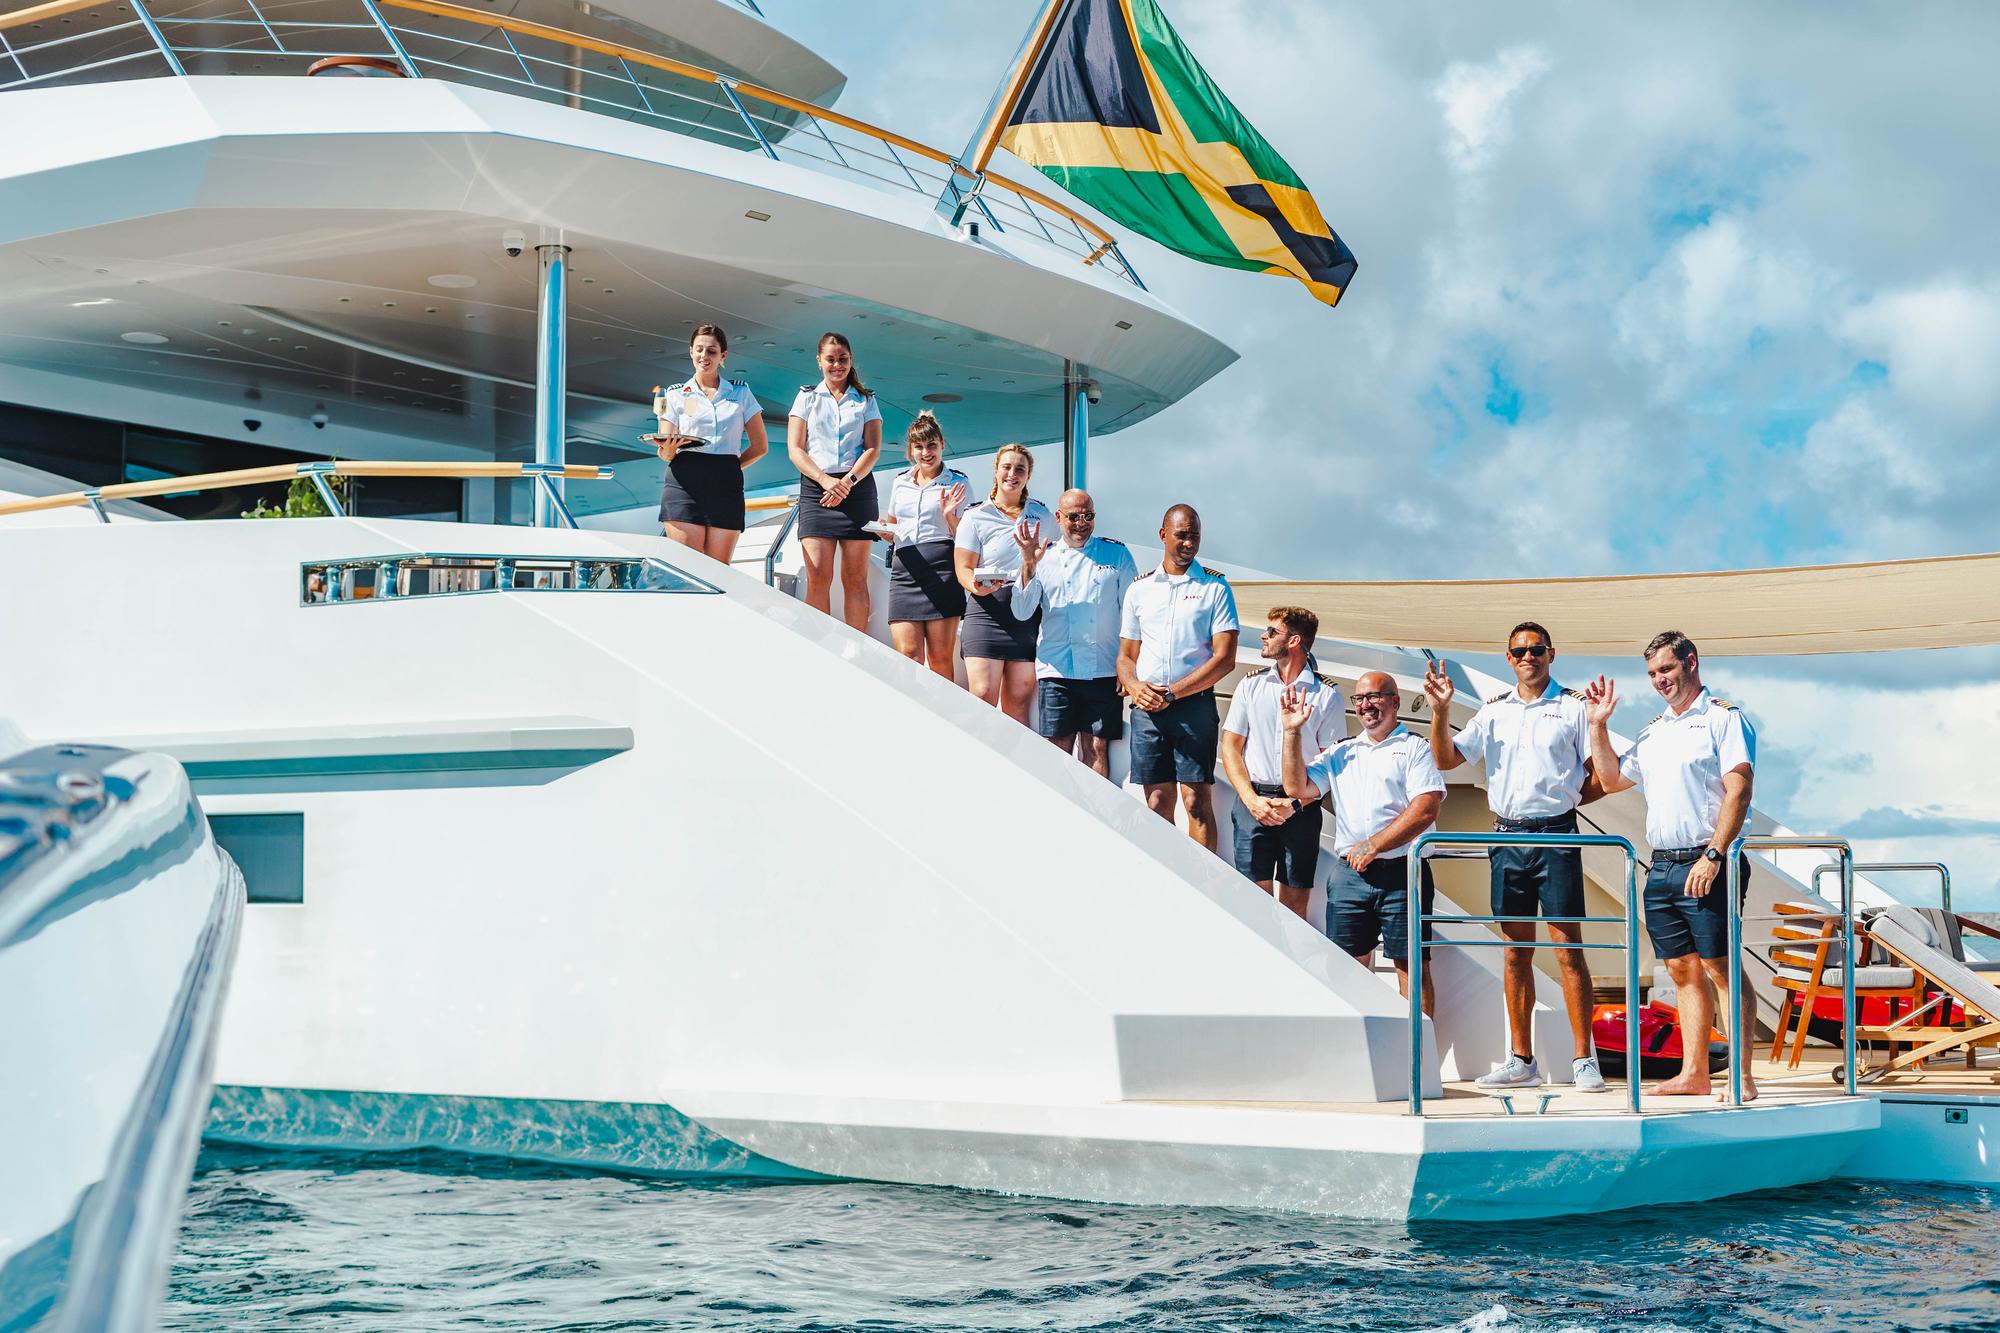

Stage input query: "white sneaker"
[
  {"left": 1572, "top": 1056, "right": 1607, "bottom": 1093},
  {"left": 1476, "top": 1055, "right": 1543, "bottom": 1089}
]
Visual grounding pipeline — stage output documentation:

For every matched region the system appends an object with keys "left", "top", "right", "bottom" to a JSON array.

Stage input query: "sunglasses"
[
  {"left": 1507, "top": 644, "right": 1551, "bottom": 660},
  {"left": 1260, "top": 626, "right": 1289, "bottom": 639},
  {"left": 1060, "top": 510, "right": 1094, "bottom": 520},
  {"left": 1351, "top": 690, "right": 1395, "bottom": 706}
]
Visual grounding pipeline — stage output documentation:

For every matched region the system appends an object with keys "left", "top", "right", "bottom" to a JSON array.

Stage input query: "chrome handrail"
[
  {"left": 1730, "top": 836, "right": 1856, "bottom": 1103},
  {"left": 762, "top": 497, "right": 800, "bottom": 589},
  {"left": 1406, "top": 831, "right": 1642, "bottom": 1116},
  {"left": 1812, "top": 860, "right": 1950, "bottom": 915}
]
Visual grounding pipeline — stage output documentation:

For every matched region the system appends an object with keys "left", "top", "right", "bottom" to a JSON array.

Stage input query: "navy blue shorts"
[
  {"left": 1232, "top": 798, "right": 1322, "bottom": 888},
  {"left": 1037, "top": 677, "right": 1123, "bottom": 740},
  {"left": 1127, "top": 691, "right": 1218, "bottom": 785},
  {"left": 1645, "top": 855, "right": 1750, "bottom": 961},
  {"left": 1490, "top": 813, "right": 1586, "bottom": 924},
  {"left": 1326, "top": 856, "right": 1436, "bottom": 962}
]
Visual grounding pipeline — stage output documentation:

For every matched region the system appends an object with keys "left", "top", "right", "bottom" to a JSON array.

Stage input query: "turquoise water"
[{"left": 167, "top": 1146, "right": 2000, "bottom": 1331}]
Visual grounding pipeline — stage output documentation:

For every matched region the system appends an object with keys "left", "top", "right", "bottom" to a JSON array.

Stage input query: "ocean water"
[{"left": 166, "top": 1147, "right": 2000, "bottom": 1332}]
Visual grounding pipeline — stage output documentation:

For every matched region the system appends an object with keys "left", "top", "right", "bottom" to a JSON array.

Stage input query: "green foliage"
[{"left": 240, "top": 472, "right": 351, "bottom": 519}]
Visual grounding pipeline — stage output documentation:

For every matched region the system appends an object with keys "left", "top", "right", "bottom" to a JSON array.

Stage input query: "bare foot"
[
  {"left": 1717, "top": 1076, "right": 1759, "bottom": 1103},
  {"left": 1654, "top": 1073, "right": 1711, "bottom": 1096}
]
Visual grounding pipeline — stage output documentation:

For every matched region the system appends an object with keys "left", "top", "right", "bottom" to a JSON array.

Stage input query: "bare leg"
[
  {"left": 1143, "top": 783, "right": 1176, "bottom": 825},
  {"left": 1074, "top": 734, "right": 1111, "bottom": 778},
  {"left": 704, "top": 528, "right": 742, "bottom": 564},
  {"left": 665, "top": 520, "right": 707, "bottom": 550},
  {"left": 1701, "top": 955, "right": 1760, "bottom": 1102},
  {"left": 889, "top": 621, "right": 927, "bottom": 666},
  {"left": 1278, "top": 883, "right": 1311, "bottom": 920},
  {"left": 1048, "top": 731, "right": 1079, "bottom": 753},
  {"left": 799, "top": 536, "right": 835, "bottom": 613},
  {"left": 922, "top": 619, "right": 959, "bottom": 683},
  {"left": 1656, "top": 954, "right": 1714, "bottom": 1095},
  {"left": 1547, "top": 920, "right": 1597, "bottom": 1066},
  {"left": 1500, "top": 920, "right": 1539, "bottom": 1062},
  {"left": 1393, "top": 957, "right": 1436, "bottom": 1017},
  {"left": 964, "top": 657, "right": 1005, "bottom": 708},
  {"left": 1181, "top": 782, "right": 1218, "bottom": 854},
  {"left": 999, "top": 661, "right": 1036, "bottom": 727},
  {"left": 836, "top": 539, "right": 873, "bottom": 632}
]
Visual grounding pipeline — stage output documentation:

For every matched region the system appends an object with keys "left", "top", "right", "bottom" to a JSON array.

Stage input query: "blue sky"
[{"left": 761, "top": 0, "right": 2000, "bottom": 908}]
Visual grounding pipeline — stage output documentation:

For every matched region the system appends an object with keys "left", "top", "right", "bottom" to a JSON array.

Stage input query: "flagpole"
[{"left": 964, "top": 0, "right": 1067, "bottom": 178}]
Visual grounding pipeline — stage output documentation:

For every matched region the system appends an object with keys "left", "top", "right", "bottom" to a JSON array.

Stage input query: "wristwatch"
[
  {"left": 1702, "top": 847, "right": 1724, "bottom": 865},
  {"left": 1160, "top": 688, "right": 1177, "bottom": 704}
]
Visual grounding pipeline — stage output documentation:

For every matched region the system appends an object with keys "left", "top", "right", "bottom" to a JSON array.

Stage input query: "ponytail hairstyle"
[
  {"left": 989, "top": 442, "right": 1034, "bottom": 503},
  {"left": 905, "top": 409, "right": 947, "bottom": 468},
  {"left": 816, "top": 331, "right": 869, "bottom": 397}
]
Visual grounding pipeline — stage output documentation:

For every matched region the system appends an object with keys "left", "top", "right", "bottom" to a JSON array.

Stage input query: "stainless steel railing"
[
  {"left": 1812, "top": 860, "right": 1950, "bottom": 915},
  {"left": 300, "top": 552, "right": 721, "bottom": 602},
  {"left": 1406, "top": 831, "right": 1643, "bottom": 1116},
  {"left": 1728, "top": 836, "right": 1857, "bottom": 1103}
]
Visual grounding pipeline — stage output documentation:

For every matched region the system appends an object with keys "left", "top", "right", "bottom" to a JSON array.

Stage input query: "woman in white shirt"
[
  {"left": 881, "top": 410, "right": 970, "bottom": 681},
  {"left": 787, "top": 332, "right": 883, "bottom": 630},
  {"left": 651, "top": 324, "right": 768, "bottom": 563},
  {"left": 953, "top": 443, "right": 1052, "bottom": 723}
]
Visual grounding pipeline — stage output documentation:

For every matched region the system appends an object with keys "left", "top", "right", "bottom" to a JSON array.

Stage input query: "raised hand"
[
  {"left": 1422, "top": 660, "right": 1455, "bottom": 713},
  {"left": 1279, "top": 682, "right": 1314, "bottom": 733},
  {"left": 1584, "top": 675, "right": 1618, "bottom": 726},
  {"left": 940, "top": 481, "right": 967, "bottom": 519},
  {"left": 1012, "top": 517, "right": 1042, "bottom": 558}
]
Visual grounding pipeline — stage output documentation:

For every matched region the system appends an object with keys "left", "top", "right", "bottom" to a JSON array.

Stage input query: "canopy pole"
[
  {"left": 533, "top": 241, "right": 570, "bottom": 528},
  {"left": 1062, "top": 361, "right": 1089, "bottom": 492}
]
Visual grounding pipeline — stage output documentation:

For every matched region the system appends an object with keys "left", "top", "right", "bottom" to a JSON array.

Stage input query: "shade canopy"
[{"left": 1235, "top": 552, "right": 2000, "bottom": 657}]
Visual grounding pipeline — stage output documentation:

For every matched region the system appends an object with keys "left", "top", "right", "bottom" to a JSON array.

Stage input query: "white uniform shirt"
[
  {"left": 1452, "top": 681, "right": 1592, "bottom": 821},
  {"left": 953, "top": 498, "right": 1055, "bottom": 583},
  {"left": 787, "top": 382, "right": 882, "bottom": 472},
  {"left": 1224, "top": 666, "right": 1346, "bottom": 786},
  {"left": 658, "top": 378, "right": 762, "bottom": 458},
  {"left": 1305, "top": 726, "right": 1446, "bottom": 857},
  {"left": 885, "top": 467, "right": 970, "bottom": 546},
  {"left": 1119, "top": 565, "right": 1240, "bottom": 686},
  {"left": 1616, "top": 689, "right": 1756, "bottom": 851},
  {"left": 1013, "top": 536, "right": 1137, "bottom": 680}
]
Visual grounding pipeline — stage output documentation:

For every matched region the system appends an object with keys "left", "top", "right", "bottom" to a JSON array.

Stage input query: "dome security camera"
[
  {"left": 502, "top": 229, "right": 527, "bottom": 258},
  {"left": 243, "top": 418, "right": 262, "bottom": 432},
  {"left": 1083, "top": 379, "right": 1102, "bottom": 405},
  {"left": 311, "top": 411, "right": 329, "bottom": 430}
]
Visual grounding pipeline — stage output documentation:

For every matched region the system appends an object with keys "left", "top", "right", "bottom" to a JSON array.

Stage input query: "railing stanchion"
[
  {"left": 126, "top": 0, "right": 186, "bottom": 75},
  {"left": 358, "top": 0, "right": 420, "bottom": 76},
  {"left": 298, "top": 462, "right": 347, "bottom": 518},
  {"left": 1813, "top": 860, "right": 1951, "bottom": 915},
  {"left": 82, "top": 491, "right": 109, "bottom": 524},
  {"left": 1406, "top": 850, "right": 1423, "bottom": 1116},
  {"left": 1731, "top": 835, "right": 1858, "bottom": 1103},
  {"left": 763, "top": 499, "right": 799, "bottom": 588},
  {"left": 717, "top": 78, "right": 779, "bottom": 160},
  {"left": 1624, "top": 847, "right": 1642, "bottom": 1114}
]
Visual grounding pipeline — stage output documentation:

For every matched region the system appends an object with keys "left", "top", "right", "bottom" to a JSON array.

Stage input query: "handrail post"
[
  {"left": 357, "top": 0, "right": 421, "bottom": 77},
  {"left": 1733, "top": 835, "right": 1857, "bottom": 1102},
  {"left": 1841, "top": 849, "right": 1857, "bottom": 1091},
  {"left": 82, "top": 491, "right": 109, "bottom": 524},
  {"left": 1624, "top": 845, "right": 1641, "bottom": 1115},
  {"left": 127, "top": 0, "right": 186, "bottom": 75},
  {"left": 298, "top": 462, "right": 347, "bottom": 517},
  {"left": 763, "top": 498, "right": 799, "bottom": 588},
  {"left": 717, "top": 78, "right": 779, "bottom": 159},
  {"left": 1406, "top": 846, "right": 1423, "bottom": 1116},
  {"left": 1726, "top": 849, "right": 1744, "bottom": 1107},
  {"left": 525, "top": 464, "right": 580, "bottom": 529}
]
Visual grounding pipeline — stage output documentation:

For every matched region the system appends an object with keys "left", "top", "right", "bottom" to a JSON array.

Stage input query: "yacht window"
[{"left": 208, "top": 813, "right": 305, "bottom": 904}]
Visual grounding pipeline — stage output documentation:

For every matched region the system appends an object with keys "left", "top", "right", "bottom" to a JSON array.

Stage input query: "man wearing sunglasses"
[
  {"left": 1220, "top": 606, "right": 1346, "bottom": 918},
  {"left": 1014, "top": 489, "right": 1138, "bottom": 777},
  {"left": 1423, "top": 622, "right": 1607, "bottom": 1093}
]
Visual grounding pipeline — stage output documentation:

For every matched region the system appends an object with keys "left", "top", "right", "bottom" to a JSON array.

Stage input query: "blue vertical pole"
[
  {"left": 1064, "top": 364, "right": 1090, "bottom": 492},
  {"left": 533, "top": 243, "right": 570, "bottom": 528}
]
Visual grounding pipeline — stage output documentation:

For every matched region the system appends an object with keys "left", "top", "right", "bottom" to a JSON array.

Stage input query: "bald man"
[
  {"left": 1118, "top": 505, "right": 1240, "bottom": 852},
  {"left": 1281, "top": 670, "right": 1446, "bottom": 1014},
  {"left": 1015, "top": 489, "right": 1137, "bottom": 776}
]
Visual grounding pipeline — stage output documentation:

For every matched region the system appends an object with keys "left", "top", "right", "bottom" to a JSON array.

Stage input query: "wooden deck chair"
[
  {"left": 1849, "top": 906, "right": 2000, "bottom": 1084},
  {"left": 1766, "top": 901, "right": 1926, "bottom": 1070}
]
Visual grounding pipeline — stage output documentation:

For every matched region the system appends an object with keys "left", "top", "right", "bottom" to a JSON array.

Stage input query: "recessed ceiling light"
[
  {"left": 428, "top": 274, "right": 476, "bottom": 288},
  {"left": 921, "top": 392, "right": 962, "bottom": 404},
  {"left": 745, "top": 210, "right": 771, "bottom": 222},
  {"left": 120, "top": 331, "right": 167, "bottom": 344},
  {"left": 70, "top": 298, "right": 113, "bottom": 307},
  {"left": 1115, "top": 320, "right": 1133, "bottom": 330}
]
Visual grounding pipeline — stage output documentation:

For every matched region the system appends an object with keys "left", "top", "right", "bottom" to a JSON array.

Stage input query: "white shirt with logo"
[
  {"left": 659, "top": 378, "right": 762, "bottom": 458},
  {"left": 1224, "top": 666, "right": 1346, "bottom": 786},
  {"left": 953, "top": 498, "right": 1055, "bottom": 584},
  {"left": 1119, "top": 564, "right": 1240, "bottom": 686},
  {"left": 1305, "top": 725, "right": 1446, "bottom": 857},
  {"left": 1616, "top": 689, "right": 1756, "bottom": 851},
  {"left": 1452, "top": 681, "right": 1591, "bottom": 821},
  {"left": 787, "top": 382, "right": 882, "bottom": 472},
  {"left": 885, "top": 467, "right": 971, "bottom": 546},
  {"left": 1013, "top": 536, "right": 1137, "bottom": 680}
]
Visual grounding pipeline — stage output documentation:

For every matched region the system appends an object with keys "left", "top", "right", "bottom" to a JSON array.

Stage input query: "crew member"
[
  {"left": 1422, "top": 624, "right": 1606, "bottom": 1091},
  {"left": 1013, "top": 488, "right": 1136, "bottom": 776},
  {"left": 787, "top": 332, "right": 882, "bottom": 631},
  {"left": 1280, "top": 671, "right": 1445, "bottom": 1013},
  {"left": 1221, "top": 606, "right": 1345, "bottom": 918},
  {"left": 953, "top": 444, "right": 1052, "bottom": 725},
  {"left": 1585, "top": 630, "right": 1758, "bottom": 1101},
  {"left": 652, "top": 323, "right": 768, "bottom": 563},
  {"left": 1118, "top": 505, "right": 1239, "bottom": 853},
  {"left": 881, "top": 411, "right": 969, "bottom": 681}
]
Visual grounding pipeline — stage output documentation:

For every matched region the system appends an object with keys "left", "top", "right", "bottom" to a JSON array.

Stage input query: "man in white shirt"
[
  {"left": 1423, "top": 622, "right": 1607, "bottom": 1093},
  {"left": 1279, "top": 671, "right": 1446, "bottom": 1014},
  {"left": 1014, "top": 489, "right": 1137, "bottom": 777},
  {"left": 1117, "top": 505, "right": 1240, "bottom": 853},
  {"left": 1586, "top": 629, "right": 1758, "bottom": 1100},
  {"left": 1220, "top": 606, "right": 1345, "bottom": 918}
]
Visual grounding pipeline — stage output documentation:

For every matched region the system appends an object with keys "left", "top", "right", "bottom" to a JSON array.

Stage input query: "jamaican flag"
[{"left": 997, "top": 0, "right": 1355, "bottom": 307}]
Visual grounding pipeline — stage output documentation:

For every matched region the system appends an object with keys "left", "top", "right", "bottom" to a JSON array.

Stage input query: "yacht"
[{"left": 1, "top": 0, "right": 1993, "bottom": 1225}]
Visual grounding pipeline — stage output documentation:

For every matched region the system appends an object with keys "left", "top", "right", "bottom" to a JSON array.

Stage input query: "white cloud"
[
  {"left": 1432, "top": 45, "right": 1552, "bottom": 176},
  {"left": 1838, "top": 279, "right": 2000, "bottom": 423},
  {"left": 1799, "top": 397, "right": 1943, "bottom": 502}
]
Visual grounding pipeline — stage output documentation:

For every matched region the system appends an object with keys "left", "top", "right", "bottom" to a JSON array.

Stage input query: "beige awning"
[{"left": 1236, "top": 552, "right": 2000, "bottom": 656}]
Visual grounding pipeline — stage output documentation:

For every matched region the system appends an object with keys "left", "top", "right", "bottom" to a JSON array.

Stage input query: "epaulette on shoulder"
[
  {"left": 799, "top": 382, "right": 817, "bottom": 393},
  {"left": 728, "top": 376, "right": 746, "bottom": 387},
  {"left": 1712, "top": 698, "right": 1738, "bottom": 709},
  {"left": 1244, "top": 665, "right": 1272, "bottom": 679},
  {"left": 1562, "top": 687, "right": 1585, "bottom": 701},
  {"left": 1485, "top": 691, "right": 1509, "bottom": 705},
  {"left": 965, "top": 499, "right": 988, "bottom": 512},
  {"left": 1099, "top": 536, "right": 1125, "bottom": 546},
  {"left": 1197, "top": 563, "right": 1227, "bottom": 580},
  {"left": 1316, "top": 672, "right": 1340, "bottom": 690}
]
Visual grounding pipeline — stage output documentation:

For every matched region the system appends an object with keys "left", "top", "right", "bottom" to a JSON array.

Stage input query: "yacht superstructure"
[{"left": 2, "top": 0, "right": 1995, "bottom": 1227}]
